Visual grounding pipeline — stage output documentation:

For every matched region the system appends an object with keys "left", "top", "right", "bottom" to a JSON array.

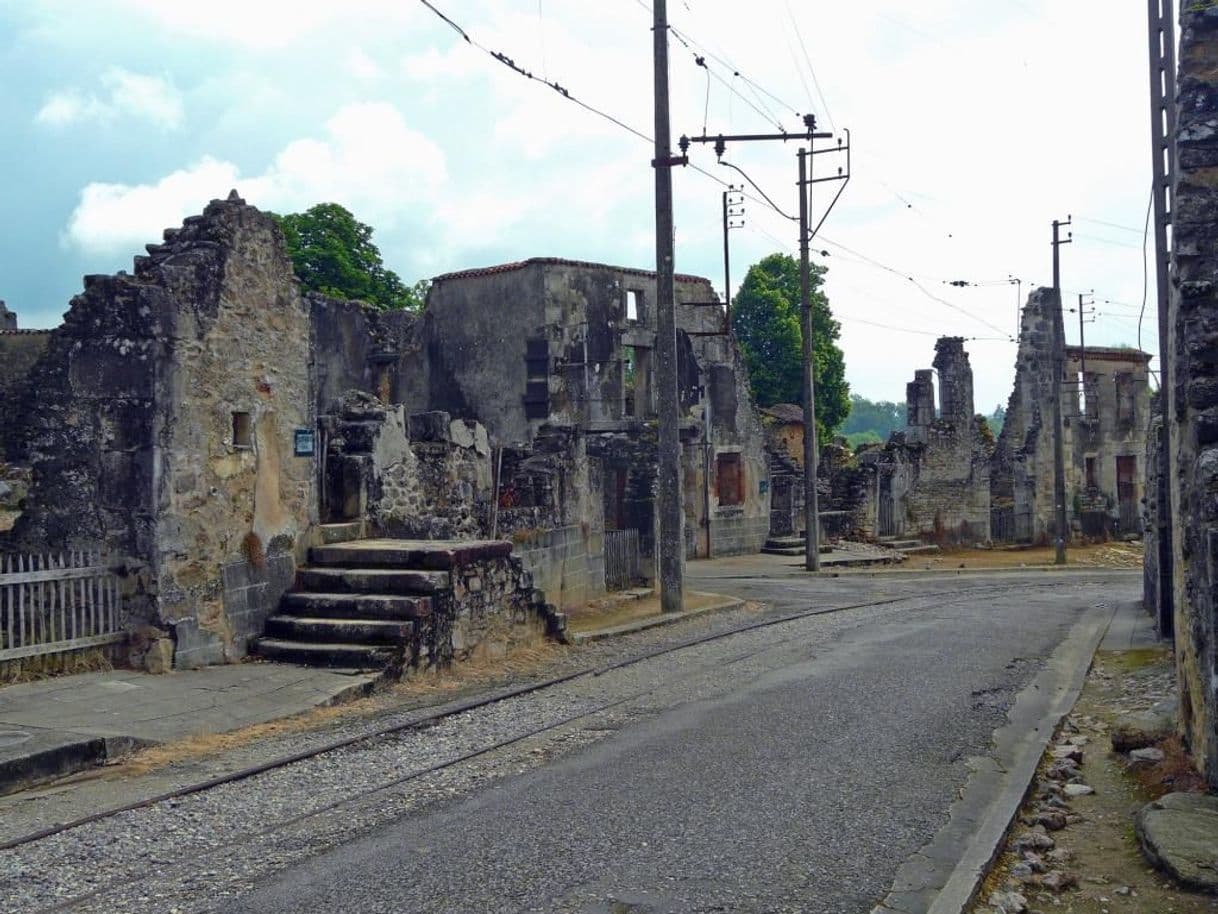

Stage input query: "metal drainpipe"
[{"left": 703, "top": 389, "right": 713, "bottom": 559}]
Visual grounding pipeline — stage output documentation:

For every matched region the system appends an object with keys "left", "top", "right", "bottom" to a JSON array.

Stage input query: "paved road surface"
[
  {"left": 2, "top": 565, "right": 1137, "bottom": 913},
  {"left": 210, "top": 568, "right": 1131, "bottom": 914}
]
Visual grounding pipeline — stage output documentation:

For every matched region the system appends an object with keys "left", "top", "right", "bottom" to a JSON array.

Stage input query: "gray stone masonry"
[
  {"left": 1165, "top": 3, "right": 1218, "bottom": 790},
  {"left": 0, "top": 301, "right": 16, "bottom": 331}
]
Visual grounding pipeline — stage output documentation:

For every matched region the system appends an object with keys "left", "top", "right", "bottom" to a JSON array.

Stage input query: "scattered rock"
[
  {"left": 1111, "top": 707, "right": 1174, "bottom": 752},
  {"left": 1062, "top": 783, "right": 1094, "bottom": 798},
  {"left": 1127, "top": 747, "right": 1166, "bottom": 766},
  {"left": 1051, "top": 745, "right": 1084, "bottom": 763},
  {"left": 1032, "top": 810, "right": 1068, "bottom": 831},
  {"left": 1134, "top": 792, "right": 1218, "bottom": 893},
  {"left": 1041, "top": 869, "right": 1078, "bottom": 892},
  {"left": 1022, "top": 851, "right": 1048, "bottom": 872},
  {"left": 1010, "top": 861, "right": 1036, "bottom": 881},
  {"left": 987, "top": 890, "right": 1028, "bottom": 914},
  {"left": 1045, "top": 847, "right": 1073, "bottom": 866},
  {"left": 1047, "top": 761, "right": 1082, "bottom": 781},
  {"left": 1013, "top": 826, "right": 1055, "bottom": 852}
]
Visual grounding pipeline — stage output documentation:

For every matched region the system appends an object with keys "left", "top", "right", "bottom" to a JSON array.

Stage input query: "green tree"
[
  {"left": 271, "top": 203, "right": 427, "bottom": 310},
  {"left": 731, "top": 252, "right": 850, "bottom": 441},
  {"left": 841, "top": 395, "right": 906, "bottom": 440},
  {"left": 987, "top": 403, "right": 1006, "bottom": 436}
]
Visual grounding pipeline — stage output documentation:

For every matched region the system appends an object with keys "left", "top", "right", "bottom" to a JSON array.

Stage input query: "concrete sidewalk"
[{"left": 0, "top": 663, "right": 381, "bottom": 795}]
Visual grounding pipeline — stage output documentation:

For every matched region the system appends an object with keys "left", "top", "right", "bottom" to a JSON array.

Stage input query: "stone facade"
[
  {"left": 0, "top": 301, "right": 16, "bottom": 331},
  {"left": 992, "top": 289, "right": 1151, "bottom": 545},
  {"left": 862, "top": 337, "right": 992, "bottom": 544},
  {"left": 0, "top": 328, "right": 52, "bottom": 462},
  {"left": 416, "top": 258, "right": 772, "bottom": 563},
  {"left": 1162, "top": 4, "right": 1218, "bottom": 788},
  {"left": 4, "top": 193, "right": 317, "bottom": 668}
]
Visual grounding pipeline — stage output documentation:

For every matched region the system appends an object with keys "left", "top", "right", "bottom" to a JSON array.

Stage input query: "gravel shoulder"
[{"left": 968, "top": 643, "right": 1218, "bottom": 914}]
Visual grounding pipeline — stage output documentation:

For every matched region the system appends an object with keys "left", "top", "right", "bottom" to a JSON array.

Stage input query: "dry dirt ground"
[
  {"left": 970, "top": 647, "right": 1217, "bottom": 914},
  {"left": 563, "top": 588, "right": 732, "bottom": 634},
  {"left": 913, "top": 542, "right": 1144, "bottom": 572}
]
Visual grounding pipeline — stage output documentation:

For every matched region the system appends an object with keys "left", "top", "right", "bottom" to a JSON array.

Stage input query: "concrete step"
[
  {"left": 879, "top": 538, "right": 923, "bottom": 549},
  {"left": 899, "top": 544, "right": 942, "bottom": 555},
  {"left": 310, "top": 538, "right": 512, "bottom": 570},
  {"left": 765, "top": 537, "right": 804, "bottom": 549},
  {"left": 264, "top": 615, "right": 415, "bottom": 644},
  {"left": 281, "top": 592, "right": 433, "bottom": 620},
  {"left": 296, "top": 567, "right": 451, "bottom": 595},
  {"left": 762, "top": 546, "right": 805, "bottom": 556},
  {"left": 318, "top": 522, "right": 364, "bottom": 545},
  {"left": 252, "top": 639, "right": 398, "bottom": 669}
]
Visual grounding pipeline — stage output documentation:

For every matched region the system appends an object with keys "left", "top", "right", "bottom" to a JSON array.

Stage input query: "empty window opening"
[
  {"left": 232, "top": 411, "right": 253, "bottom": 449},
  {"left": 1085, "top": 456, "right": 1098, "bottom": 488},
  {"left": 626, "top": 290, "right": 640, "bottom": 322},
  {"left": 716, "top": 452, "right": 744, "bottom": 507}
]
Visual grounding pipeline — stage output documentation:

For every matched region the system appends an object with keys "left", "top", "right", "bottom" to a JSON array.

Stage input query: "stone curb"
[
  {"left": 872, "top": 600, "right": 1118, "bottom": 914},
  {"left": 820, "top": 566, "right": 1141, "bottom": 579},
  {"left": 569, "top": 596, "right": 746, "bottom": 644}
]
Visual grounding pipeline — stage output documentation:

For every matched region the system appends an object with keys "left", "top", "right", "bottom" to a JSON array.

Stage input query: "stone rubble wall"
[
  {"left": 3, "top": 194, "right": 317, "bottom": 669},
  {"left": 1167, "top": 4, "right": 1218, "bottom": 789},
  {"left": 0, "top": 330, "right": 52, "bottom": 462}
]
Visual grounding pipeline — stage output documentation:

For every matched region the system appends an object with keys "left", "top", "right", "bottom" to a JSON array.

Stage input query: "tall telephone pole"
[
  {"left": 798, "top": 148, "right": 821, "bottom": 571},
  {"left": 652, "top": 0, "right": 687, "bottom": 613},
  {"left": 681, "top": 121, "right": 848, "bottom": 573},
  {"left": 1051, "top": 217, "right": 1072, "bottom": 566},
  {"left": 1147, "top": 0, "right": 1177, "bottom": 639}
]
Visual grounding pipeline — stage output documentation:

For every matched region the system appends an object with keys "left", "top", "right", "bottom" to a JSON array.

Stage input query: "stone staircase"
[
  {"left": 877, "top": 536, "right": 942, "bottom": 557},
  {"left": 253, "top": 535, "right": 516, "bottom": 672},
  {"left": 761, "top": 534, "right": 833, "bottom": 557}
]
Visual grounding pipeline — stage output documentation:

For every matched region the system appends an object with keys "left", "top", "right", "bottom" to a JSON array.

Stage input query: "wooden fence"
[
  {"left": 0, "top": 551, "right": 124, "bottom": 662},
  {"left": 604, "top": 529, "right": 642, "bottom": 592}
]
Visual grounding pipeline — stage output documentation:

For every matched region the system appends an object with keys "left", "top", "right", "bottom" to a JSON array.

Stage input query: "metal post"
[
  {"left": 1148, "top": 0, "right": 1176, "bottom": 639},
  {"left": 652, "top": 0, "right": 684, "bottom": 612},
  {"left": 1079, "top": 293, "right": 1088, "bottom": 412},
  {"left": 1051, "top": 218, "right": 1072, "bottom": 565},
  {"left": 723, "top": 190, "right": 732, "bottom": 325},
  {"left": 799, "top": 148, "right": 820, "bottom": 572}
]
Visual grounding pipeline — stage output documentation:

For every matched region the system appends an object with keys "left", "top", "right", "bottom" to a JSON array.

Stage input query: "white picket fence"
[{"left": 0, "top": 551, "right": 124, "bottom": 662}]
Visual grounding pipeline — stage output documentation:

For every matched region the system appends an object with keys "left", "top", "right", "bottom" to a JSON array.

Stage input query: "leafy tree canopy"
[
  {"left": 987, "top": 403, "right": 1006, "bottom": 436},
  {"left": 841, "top": 395, "right": 905, "bottom": 441},
  {"left": 732, "top": 252, "right": 850, "bottom": 441},
  {"left": 271, "top": 203, "right": 427, "bottom": 310}
]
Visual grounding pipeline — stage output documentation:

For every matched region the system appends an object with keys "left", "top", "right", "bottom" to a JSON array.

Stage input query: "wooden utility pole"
[
  {"left": 1051, "top": 217, "right": 1072, "bottom": 566},
  {"left": 652, "top": 0, "right": 686, "bottom": 612},
  {"left": 798, "top": 148, "right": 821, "bottom": 571},
  {"left": 682, "top": 120, "right": 846, "bottom": 573},
  {"left": 1147, "top": 0, "right": 1177, "bottom": 639}
]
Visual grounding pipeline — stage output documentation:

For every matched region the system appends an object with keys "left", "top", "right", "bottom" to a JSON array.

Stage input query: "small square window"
[{"left": 232, "top": 411, "right": 253, "bottom": 449}]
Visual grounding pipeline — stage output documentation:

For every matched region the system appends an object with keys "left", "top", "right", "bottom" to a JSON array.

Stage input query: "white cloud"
[
  {"left": 346, "top": 48, "right": 381, "bottom": 81},
  {"left": 63, "top": 102, "right": 447, "bottom": 256},
  {"left": 106, "top": 0, "right": 422, "bottom": 49},
  {"left": 35, "top": 68, "right": 183, "bottom": 129}
]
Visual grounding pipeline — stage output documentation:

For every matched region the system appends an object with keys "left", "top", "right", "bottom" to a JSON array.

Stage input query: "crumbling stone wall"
[
  {"left": 871, "top": 337, "right": 991, "bottom": 544},
  {"left": 5, "top": 194, "right": 317, "bottom": 668},
  {"left": 0, "top": 301, "right": 16, "bottom": 331},
  {"left": 424, "top": 258, "right": 770, "bottom": 561},
  {"left": 322, "top": 394, "right": 493, "bottom": 540},
  {"left": 1167, "top": 4, "right": 1218, "bottom": 788},
  {"left": 992, "top": 289, "right": 1069, "bottom": 544},
  {"left": 0, "top": 329, "right": 51, "bottom": 461}
]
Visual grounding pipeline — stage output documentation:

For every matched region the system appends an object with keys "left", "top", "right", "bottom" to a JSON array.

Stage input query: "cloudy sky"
[{"left": 0, "top": 0, "right": 1155, "bottom": 412}]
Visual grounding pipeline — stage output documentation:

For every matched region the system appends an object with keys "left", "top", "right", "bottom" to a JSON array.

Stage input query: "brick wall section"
[{"left": 1169, "top": 5, "right": 1218, "bottom": 788}]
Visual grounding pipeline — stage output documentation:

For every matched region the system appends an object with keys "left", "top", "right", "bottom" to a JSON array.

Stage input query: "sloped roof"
[
  {"left": 761, "top": 403, "right": 805, "bottom": 424},
  {"left": 432, "top": 257, "right": 711, "bottom": 286}
]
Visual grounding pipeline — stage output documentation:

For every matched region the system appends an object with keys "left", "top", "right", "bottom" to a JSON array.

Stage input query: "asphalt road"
[{"left": 212, "top": 567, "right": 1133, "bottom": 914}]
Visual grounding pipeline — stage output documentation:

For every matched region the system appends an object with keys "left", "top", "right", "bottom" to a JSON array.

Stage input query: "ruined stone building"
[
  {"left": 991, "top": 288, "right": 1150, "bottom": 545},
  {"left": 1145, "top": 4, "right": 1218, "bottom": 789},
  {"left": 412, "top": 258, "right": 772, "bottom": 566},
  {"left": 0, "top": 196, "right": 770, "bottom": 672},
  {"left": 852, "top": 337, "right": 992, "bottom": 544}
]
